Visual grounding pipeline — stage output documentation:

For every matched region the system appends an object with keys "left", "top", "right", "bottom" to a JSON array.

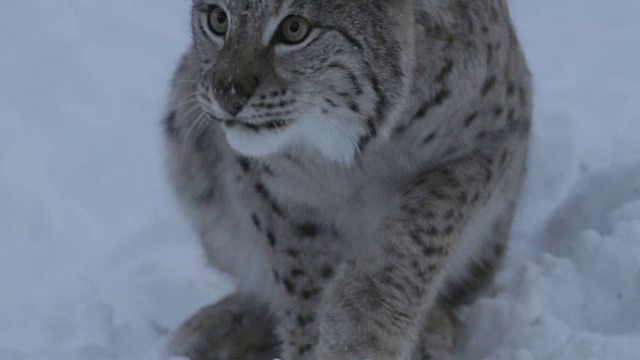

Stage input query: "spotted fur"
[{"left": 164, "top": 0, "right": 532, "bottom": 359}]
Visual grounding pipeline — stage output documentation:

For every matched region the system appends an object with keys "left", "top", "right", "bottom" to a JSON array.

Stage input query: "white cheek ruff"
[{"left": 294, "top": 109, "right": 360, "bottom": 165}]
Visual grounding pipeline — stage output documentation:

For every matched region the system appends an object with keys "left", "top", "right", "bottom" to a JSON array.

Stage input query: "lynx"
[{"left": 163, "top": 0, "right": 532, "bottom": 359}]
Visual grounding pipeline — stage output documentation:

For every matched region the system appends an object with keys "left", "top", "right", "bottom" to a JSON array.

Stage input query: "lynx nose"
[{"left": 213, "top": 72, "right": 259, "bottom": 116}]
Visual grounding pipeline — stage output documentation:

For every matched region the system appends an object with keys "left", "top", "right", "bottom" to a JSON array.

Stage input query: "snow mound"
[{"left": 460, "top": 164, "right": 640, "bottom": 360}]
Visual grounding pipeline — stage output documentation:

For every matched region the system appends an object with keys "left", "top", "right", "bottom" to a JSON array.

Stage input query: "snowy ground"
[{"left": 1, "top": 1, "right": 639, "bottom": 359}]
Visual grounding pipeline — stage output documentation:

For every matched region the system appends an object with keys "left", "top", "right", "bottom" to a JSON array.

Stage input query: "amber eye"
[
  {"left": 278, "top": 16, "right": 311, "bottom": 45},
  {"left": 208, "top": 6, "right": 229, "bottom": 36}
]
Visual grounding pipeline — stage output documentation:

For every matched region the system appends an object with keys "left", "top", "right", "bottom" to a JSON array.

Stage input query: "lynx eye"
[
  {"left": 278, "top": 16, "right": 311, "bottom": 45},
  {"left": 207, "top": 6, "right": 229, "bottom": 36}
]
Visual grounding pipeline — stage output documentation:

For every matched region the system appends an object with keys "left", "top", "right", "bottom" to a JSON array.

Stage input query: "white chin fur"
[
  {"left": 224, "top": 124, "right": 296, "bottom": 158},
  {"left": 223, "top": 109, "right": 359, "bottom": 164}
]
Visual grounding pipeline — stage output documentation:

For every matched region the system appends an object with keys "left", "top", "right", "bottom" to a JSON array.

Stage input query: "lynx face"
[{"left": 191, "top": 0, "right": 410, "bottom": 163}]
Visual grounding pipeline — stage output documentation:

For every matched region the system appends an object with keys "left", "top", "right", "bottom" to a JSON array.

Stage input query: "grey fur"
[{"left": 164, "top": 0, "right": 532, "bottom": 359}]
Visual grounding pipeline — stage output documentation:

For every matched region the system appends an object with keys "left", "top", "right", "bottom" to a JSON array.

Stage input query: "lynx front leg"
[
  {"left": 272, "top": 249, "right": 340, "bottom": 360},
  {"left": 314, "top": 154, "right": 503, "bottom": 360}
]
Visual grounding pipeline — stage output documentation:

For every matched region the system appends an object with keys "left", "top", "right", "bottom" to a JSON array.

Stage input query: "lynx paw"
[{"left": 168, "top": 295, "right": 280, "bottom": 360}]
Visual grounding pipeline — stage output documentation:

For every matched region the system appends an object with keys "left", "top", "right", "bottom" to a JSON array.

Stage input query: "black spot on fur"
[
  {"left": 410, "top": 229, "right": 445, "bottom": 256},
  {"left": 506, "top": 84, "right": 516, "bottom": 99},
  {"left": 298, "top": 344, "right": 313, "bottom": 356},
  {"left": 433, "top": 88, "right": 452, "bottom": 105},
  {"left": 482, "top": 76, "right": 497, "bottom": 96},
  {"left": 254, "top": 181, "right": 285, "bottom": 217},
  {"left": 422, "top": 245, "right": 445, "bottom": 257},
  {"left": 262, "top": 164, "right": 274, "bottom": 176},
  {"left": 321, "top": 265, "right": 335, "bottom": 279},
  {"left": 251, "top": 213, "right": 261, "bottom": 229},
  {"left": 267, "top": 231, "right": 277, "bottom": 247},
  {"left": 295, "top": 222, "right": 320, "bottom": 238},
  {"left": 445, "top": 210, "right": 455, "bottom": 220},
  {"left": 283, "top": 278, "right": 296, "bottom": 295},
  {"left": 393, "top": 124, "right": 408, "bottom": 136},
  {"left": 435, "top": 59, "right": 455, "bottom": 83},
  {"left": 464, "top": 112, "right": 479, "bottom": 127},
  {"left": 357, "top": 117, "right": 378, "bottom": 152},
  {"left": 324, "top": 97, "right": 338, "bottom": 108},
  {"left": 270, "top": 202, "right": 284, "bottom": 217},
  {"left": 476, "top": 131, "right": 491, "bottom": 140},
  {"left": 348, "top": 101, "right": 360, "bottom": 113},
  {"left": 444, "top": 225, "right": 455, "bottom": 236},
  {"left": 254, "top": 181, "right": 268, "bottom": 197},
  {"left": 423, "top": 132, "right": 436, "bottom": 144},
  {"left": 300, "top": 288, "right": 321, "bottom": 300},
  {"left": 414, "top": 89, "right": 452, "bottom": 120},
  {"left": 290, "top": 268, "right": 305, "bottom": 277},
  {"left": 369, "top": 73, "right": 388, "bottom": 120},
  {"left": 297, "top": 314, "right": 315, "bottom": 327}
]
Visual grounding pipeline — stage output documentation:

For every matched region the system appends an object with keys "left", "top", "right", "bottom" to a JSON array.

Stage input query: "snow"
[{"left": 0, "top": 0, "right": 638, "bottom": 359}]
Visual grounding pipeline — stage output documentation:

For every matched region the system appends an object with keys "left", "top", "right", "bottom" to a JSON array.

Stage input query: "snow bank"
[{"left": 460, "top": 165, "right": 640, "bottom": 360}]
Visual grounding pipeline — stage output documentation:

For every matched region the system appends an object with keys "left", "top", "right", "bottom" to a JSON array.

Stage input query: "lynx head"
[{"left": 191, "top": 0, "right": 415, "bottom": 164}]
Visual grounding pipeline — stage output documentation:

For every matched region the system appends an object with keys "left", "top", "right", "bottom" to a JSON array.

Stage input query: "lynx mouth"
[{"left": 222, "top": 118, "right": 294, "bottom": 132}]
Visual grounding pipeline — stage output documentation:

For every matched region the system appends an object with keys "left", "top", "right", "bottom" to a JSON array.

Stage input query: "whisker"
[
  {"left": 195, "top": 115, "right": 213, "bottom": 138},
  {"left": 182, "top": 104, "right": 203, "bottom": 119},
  {"left": 185, "top": 113, "right": 206, "bottom": 141},
  {"left": 173, "top": 97, "right": 199, "bottom": 111},
  {"left": 191, "top": 115, "right": 214, "bottom": 143}
]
